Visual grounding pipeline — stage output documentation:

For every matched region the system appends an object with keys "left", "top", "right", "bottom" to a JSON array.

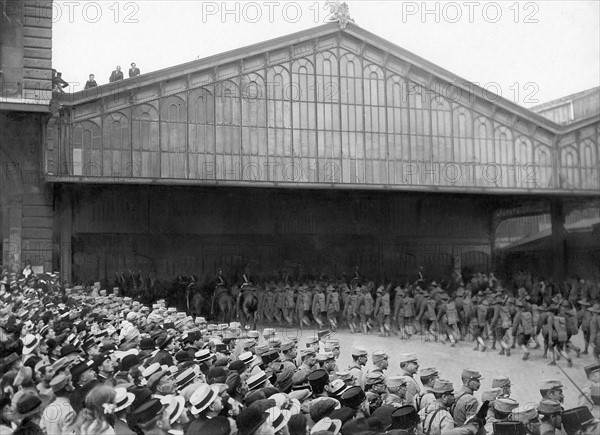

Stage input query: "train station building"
[{"left": 1, "top": 1, "right": 599, "bottom": 283}]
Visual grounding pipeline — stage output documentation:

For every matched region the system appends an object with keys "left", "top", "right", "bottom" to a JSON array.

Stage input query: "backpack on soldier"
[
  {"left": 446, "top": 301, "right": 458, "bottom": 325},
  {"left": 520, "top": 312, "right": 534, "bottom": 335},
  {"left": 566, "top": 313, "right": 579, "bottom": 336},
  {"left": 553, "top": 316, "right": 568, "bottom": 342}
]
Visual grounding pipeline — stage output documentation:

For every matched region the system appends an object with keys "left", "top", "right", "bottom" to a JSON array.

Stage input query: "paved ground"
[{"left": 273, "top": 326, "right": 593, "bottom": 408}]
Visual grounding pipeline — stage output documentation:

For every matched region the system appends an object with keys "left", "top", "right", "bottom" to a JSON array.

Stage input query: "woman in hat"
[{"left": 72, "top": 385, "right": 117, "bottom": 434}]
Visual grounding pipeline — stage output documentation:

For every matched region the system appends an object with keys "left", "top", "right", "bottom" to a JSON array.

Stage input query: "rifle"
[{"left": 556, "top": 362, "right": 594, "bottom": 405}]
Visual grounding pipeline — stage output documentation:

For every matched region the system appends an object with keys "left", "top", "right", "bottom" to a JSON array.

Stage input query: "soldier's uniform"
[
  {"left": 283, "top": 285, "right": 296, "bottom": 325},
  {"left": 452, "top": 369, "right": 482, "bottom": 426},
  {"left": 437, "top": 294, "right": 457, "bottom": 346},
  {"left": 413, "top": 367, "right": 439, "bottom": 412},
  {"left": 484, "top": 398, "right": 519, "bottom": 434},
  {"left": 366, "top": 351, "right": 388, "bottom": 381},
  {"left": 348, "top": 347, "right": 368, "bottom": 389},
  {"left": 279, "top": 340, "right": 297, "bottom": 371},
  {"left": 263, "top": 287, "right": 275, "bottom": 323},
  {"left": 470, "top": 297, "right": 489, "bottom": 351},
  {"left": 312, "top": 287, "right": 327, "bottom": 328},
  {"left": 419, "top": 380, "right": 456, "bottom": 435},
  {"left": 398, "top": 353, "right": 420, "bottom": 404},
  {"left": 538, "top": 399, "right": 563, "bottom": 435},
  {"left": 491, "top": 296, "right": 513, "bottom": 356},
  {"left": 416, "top": 294, "right": 437, "bottom": 342},
  {"left": 345, "top": 288, "right": 359, "bottom": 333},
  {"left": 384, "top": 376, "right": 408, "bottom": 407},
  {"left": 579, "top": 363, "right": 600, "bottom": 415},
  {"left": 325, "top": 285, "right": 340, "bottom": 331},
  {"left": 578, "top": 299, "right": 593, "bottom": 354},
  {"left": 590, "top": 303, "right": 600, "bottom": 360},
  {"left": 357, "top": 287, "right": 374, "bottom": 334},
  {"left": 512, "top": 300, "right": 535, "bottom": 360},
  {"left": 510, "top": 402, "right": 540, "bottom": 435},
  {"left": 273, "top": 286, "right": 286, "bottom": 324},
  {"left": 296, "top": 348, "right": 316, "bottom": 379}
]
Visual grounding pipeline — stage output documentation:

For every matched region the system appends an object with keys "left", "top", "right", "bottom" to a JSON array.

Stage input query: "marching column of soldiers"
[
  {"left": 235, "top": 273, "right": 600, "bottom": 366},
  {"left": 1, "top": 267, "right": 600, "bottom": 435}
]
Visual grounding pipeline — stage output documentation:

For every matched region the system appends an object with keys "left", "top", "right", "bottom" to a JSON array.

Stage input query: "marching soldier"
[
  {"left": 546, "top": 301, "right": 573, "bottom": 366},
  {"left": 273, "top": 284, "right": 286, "bottom": 324},
  {"left": 452, "top": 369, "right": 482, "bottom": 426},
  {"left": 374, "top": 285, "right": 392, "bottom": 337},
  {"left": 437, "top": 293, "right": 457, "bottom": 346},
  {"left": 263, "top": 284, "right": 275, "bottom": 323},
  {"left": 283, "top": 284, "right": 295, "bottom": 325},
  {"left": 560, "top": 299, "right": 581, "bottom": 358},
  {"left": 357, "top": 285, "right": 375, "bottom": 334},
  {"left": 589, "top": 303, "right": 600, "bottom": 360},
  {"left": 578, "top": 298, "right": 593, "bottom": 355},
  {"left": 311, "top": 285, "right": 327, "bottom": 328},
  {"left": 345, "top": 286, "right": 359, "bottom": 333},
  {"left": 491, "top": 295, "right": 513, "bottom": 356},
  {"left": 297, "top": 285, "right": 312, "bottom": 328},
  {"left": 325, "top": 284, "right": 340, "bottom": 331},
  {"left": 416, "top": 291, "right": 438, "bottom": 342},
  {"left": 512, "top": 299, "right": 536, "bottom": 360}
]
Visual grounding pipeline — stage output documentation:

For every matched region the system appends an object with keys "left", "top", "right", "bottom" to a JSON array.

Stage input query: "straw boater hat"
[
  {"left": 265, "top": 407, "right": 291, "bottom": 433},
  {"left": 113, "top": 387, "right": 135, "bottom": 413},
  {"left": 160, "top": 394, "right": 186, "bottom": 424},
  {"left": 189, "top": 384, "right": 220, "bottom": 415}
]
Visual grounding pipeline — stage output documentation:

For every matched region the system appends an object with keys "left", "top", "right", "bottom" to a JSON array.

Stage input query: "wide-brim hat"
[
  {"left": 161, "top": 394, "right": 186, "bottom": 424},
  {"left": 588, "top": 303, "right": 600, "bottom": 314},
  {"left": 190, "top": 384, "right": 219, "bottom": 415},
  {"left": 22, "top": 334, "right": 39, "bottom": 355},
  {"left": 195, "top": 348, "right": 213, "bottom": 363},
  {"left": 114, "top": 387, "right": 136, "bottom": 412},
  {"left": 265, "top": 406, "right": 291, "bottom": 433},
  {"left": 247, "top": 370, "right": 269, "bottom": 391},
  {"left": 327, "top": 379, "right": 349, "bottom": 396},
  {"left": 311, "top": 416, "right": 342, "bottom": 434},
  {"left": 16, "top": 394, "right": 43, "bottom": 418}
]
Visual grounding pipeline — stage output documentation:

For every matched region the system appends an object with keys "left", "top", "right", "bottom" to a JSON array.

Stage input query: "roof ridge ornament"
[{"left": 329, "top": 2, "right": 354, "bottom": 29}]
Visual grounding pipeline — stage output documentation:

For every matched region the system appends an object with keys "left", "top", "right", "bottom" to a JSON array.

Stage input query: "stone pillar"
[
  {"left": 550, "top": 199, "right": 567, "bottom": 281},
  {"left": 3, "top": 195, "right": 23, "bottom": 274},
  {"left": 59, "top": 185, "right": 72, "bottom": 283}
]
